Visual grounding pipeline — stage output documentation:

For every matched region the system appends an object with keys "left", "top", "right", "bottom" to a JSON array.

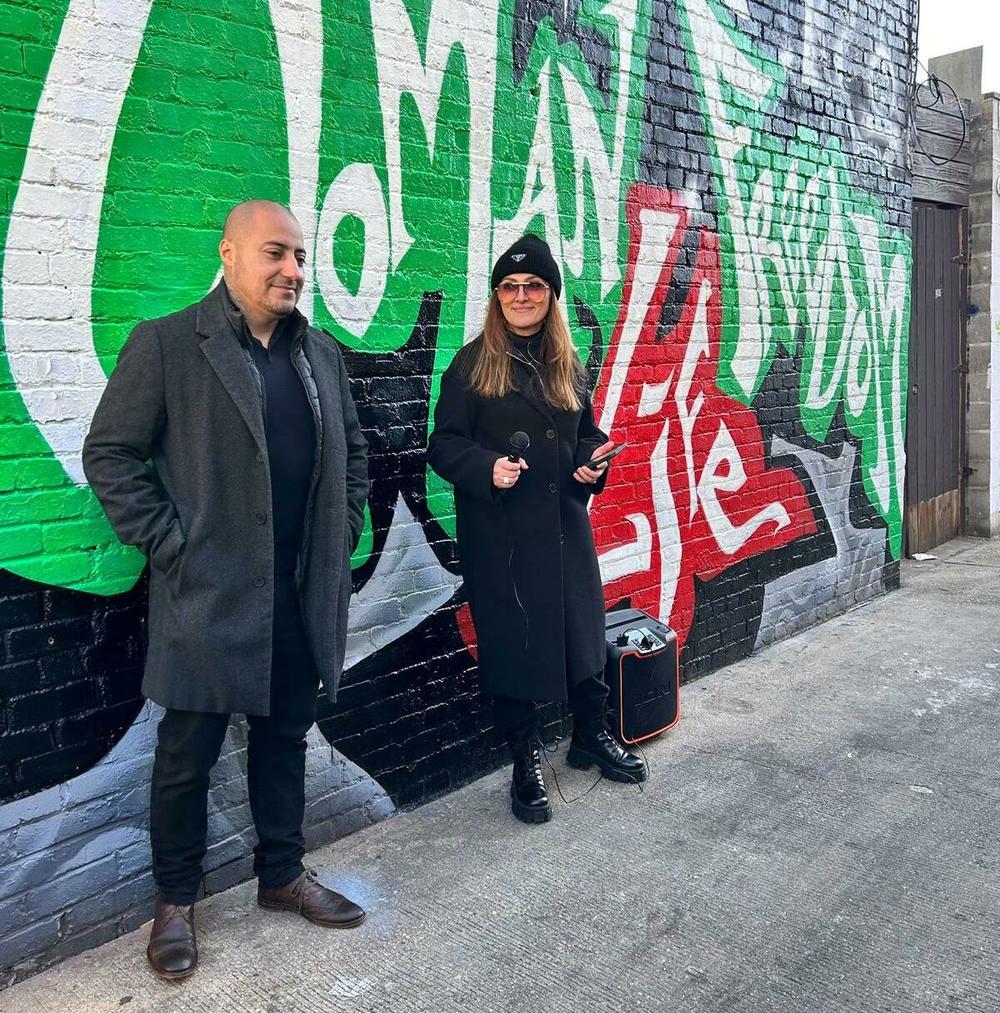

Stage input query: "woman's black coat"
[{"left": 427, "top": 336, "right": 609, "bottom": 702}]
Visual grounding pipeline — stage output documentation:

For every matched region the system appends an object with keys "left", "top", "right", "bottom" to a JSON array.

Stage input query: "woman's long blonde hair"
[{"left": 469, "top": 294, "right": 584, "bottom": 411}]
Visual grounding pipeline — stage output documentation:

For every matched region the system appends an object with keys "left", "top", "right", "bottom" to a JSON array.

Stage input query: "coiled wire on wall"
[
  {"left": 904, "top": 0, "right": 968, "bottom": 174},
  {"left": 907, "top": 71, "right": 968, "bottom": 170}
]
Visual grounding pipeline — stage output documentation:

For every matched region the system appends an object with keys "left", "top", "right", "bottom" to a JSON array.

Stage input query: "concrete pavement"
[{"left": 3, "top": 536, "right": 998, "bottom": 1012}]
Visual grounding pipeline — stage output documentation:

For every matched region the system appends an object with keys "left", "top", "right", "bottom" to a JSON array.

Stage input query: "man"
[{"left": 83, "top": 200, "right": 369, "bottom": 981}]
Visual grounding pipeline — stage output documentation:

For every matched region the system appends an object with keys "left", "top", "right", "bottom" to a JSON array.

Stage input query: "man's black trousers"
[{"left": 149, "top": 576, "right": 319, "bottom": 905}]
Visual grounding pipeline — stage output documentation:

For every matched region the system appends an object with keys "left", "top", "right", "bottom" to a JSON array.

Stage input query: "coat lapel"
[
  {"left": 515, "top": 389, "right": 557, "bottom": 425},
  {"left": 507, "top": 351, "right": 558, "bottom": 425},
  {"left": 196, "top": 286, "right": 267, "bottom": 453}
]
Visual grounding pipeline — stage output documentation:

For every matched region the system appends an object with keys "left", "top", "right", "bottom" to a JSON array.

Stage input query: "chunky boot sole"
[
  {"left": 566, "top": 744, "right": 648, "bottom": 784},
  {"left": 510, "top": 786, "right": 552, "bottom": 824}
]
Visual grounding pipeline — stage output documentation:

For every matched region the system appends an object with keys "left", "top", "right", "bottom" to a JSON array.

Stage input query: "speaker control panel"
[{"left": 615, "top": 626, "right": 668, "bottom": 655}]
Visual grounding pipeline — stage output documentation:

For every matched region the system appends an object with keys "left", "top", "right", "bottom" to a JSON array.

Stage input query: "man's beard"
[{"left": 263, "top": 289, "right": 299, "bottom": 316}]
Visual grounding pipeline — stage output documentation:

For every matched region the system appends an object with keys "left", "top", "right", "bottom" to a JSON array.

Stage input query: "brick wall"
[{"left": 0, "top": 0, "right": 916, "bottom": 985}]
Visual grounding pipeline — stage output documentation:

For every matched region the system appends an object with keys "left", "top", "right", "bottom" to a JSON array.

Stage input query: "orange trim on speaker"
[{"left": 615, "top": 646, "right": 681, "bottom": 745}]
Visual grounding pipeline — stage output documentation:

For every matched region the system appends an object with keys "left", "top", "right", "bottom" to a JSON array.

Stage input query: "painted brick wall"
[{"left": 0, "top": 0, "right": 916, "bottom": 986}]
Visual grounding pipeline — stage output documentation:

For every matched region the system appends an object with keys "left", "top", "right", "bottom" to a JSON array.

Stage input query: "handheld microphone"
[
  {"left": 507, "top": 431, "right": 530, "bottom": 463},
  {"left": 504, "top": 432, "right": 531, "bottom": 651}
]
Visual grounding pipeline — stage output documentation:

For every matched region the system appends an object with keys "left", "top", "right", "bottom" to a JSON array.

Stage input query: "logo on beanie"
[{"left": 511, "top": 254, "right": 526, "bottom": 262}]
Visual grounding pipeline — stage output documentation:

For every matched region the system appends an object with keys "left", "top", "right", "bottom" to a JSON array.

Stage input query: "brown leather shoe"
[
  {"left": 257, "top": 869, "right": 365, "bottom": 929},
  {"left": 146, "top": 899, "right": 197, "bottom": 981}
]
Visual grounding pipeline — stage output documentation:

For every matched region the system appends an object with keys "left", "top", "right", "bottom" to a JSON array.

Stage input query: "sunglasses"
[{"left": 495, "top": 280, "right": 550, "bottom": 301}]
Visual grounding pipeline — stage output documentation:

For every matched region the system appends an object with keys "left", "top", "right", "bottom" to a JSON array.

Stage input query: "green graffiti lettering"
[
  {"left": 0, "top": 0, "right": 651, "bottom": 591},
  {"left": 677, "top": 0, "right": 910, "bottom": 555}
]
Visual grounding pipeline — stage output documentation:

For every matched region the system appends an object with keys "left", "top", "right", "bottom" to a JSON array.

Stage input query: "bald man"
[{"left": 83, "top": 201, "right": 370, "bottom": 980}]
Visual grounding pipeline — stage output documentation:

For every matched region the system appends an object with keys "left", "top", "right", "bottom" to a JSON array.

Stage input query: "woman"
[{"left": 427, "top": 234, "right": 646, "bottom": 824}]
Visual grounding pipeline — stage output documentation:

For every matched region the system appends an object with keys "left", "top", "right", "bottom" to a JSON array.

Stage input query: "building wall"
[
  {"left": 0, "top": 0, "right": 916, "bottom": 984},
  {"left": 966, "top": 93, "right": 1000, "bottom": 537}
]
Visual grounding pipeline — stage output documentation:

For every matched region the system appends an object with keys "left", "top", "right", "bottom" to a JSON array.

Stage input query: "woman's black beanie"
[{"left": 490, "top": 234, "right": 562, "bottom": 299}]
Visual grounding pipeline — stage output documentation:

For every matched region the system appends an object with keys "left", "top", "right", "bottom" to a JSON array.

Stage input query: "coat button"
[
  {"left": 548, "top": 482, "right": 557, "bottom": 493},
  {"left": 256, "top": 512, "right": 267, "bottom": 525},
  {"left": 256, "top": 451, "right": 265, "bottom": 464},
  {"left": 546, "top": 429, "right": 556, "bottom": 439},
  {"left": 253, "top": 576, "right": 266, "bottom": 588}
]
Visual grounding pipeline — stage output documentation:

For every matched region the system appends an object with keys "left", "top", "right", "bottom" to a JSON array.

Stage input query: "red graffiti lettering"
[{"left": 590, "top": 185, "right": 816, "bottom": 647}]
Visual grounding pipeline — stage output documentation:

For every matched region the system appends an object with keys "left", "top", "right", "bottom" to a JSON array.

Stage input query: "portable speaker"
[{"left": 604, "top": 608, "right": 680, "bottom": 745}]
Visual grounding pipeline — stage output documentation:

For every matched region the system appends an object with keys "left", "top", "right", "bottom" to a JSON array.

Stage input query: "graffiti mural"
[
  {"left": 0, "top": 0, "right": 914, "bottom": 981},
  {"left": 677, "top": 0, "right": 911, "bottom": 553},
  {"left": 590, "top": 185, "right": 819, "bottom": 648}
]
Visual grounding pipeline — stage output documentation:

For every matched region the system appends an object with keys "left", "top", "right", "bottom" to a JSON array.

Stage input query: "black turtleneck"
[
  {"left": 509, "top": 329, "right": 546, "bottom": 399},
  {"left": 222, "top": 285, "right": 316, "bottom": 577},
  {"left": 509, "top": 328, "right": 543, "bottom": 351}
]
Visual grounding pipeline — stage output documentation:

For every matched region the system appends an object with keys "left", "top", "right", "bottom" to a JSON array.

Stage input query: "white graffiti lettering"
[
  {"left": 370, "top": 0, "right": 499, "bottom": 332},
  {"left": 678, "top": 0, "right": 909, "bottom": 537}
]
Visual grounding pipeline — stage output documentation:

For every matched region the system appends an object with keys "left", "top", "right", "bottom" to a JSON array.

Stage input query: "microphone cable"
[
  {"left": 532, "top": 730, "right": 650, "bottom": 805},
  {"left": 534, "top": 732, "right": 604, "bottom": 805},
  {"left": 508, "top": 539, "right": 530, "bottom": 655},
  {"left": 501, "top": 425, "right": 532, "bottom": 655}
]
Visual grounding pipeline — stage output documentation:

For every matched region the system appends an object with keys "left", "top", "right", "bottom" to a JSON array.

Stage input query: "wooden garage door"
[{"left": 905, "top": 201, "right": 966, "bottom": 555}]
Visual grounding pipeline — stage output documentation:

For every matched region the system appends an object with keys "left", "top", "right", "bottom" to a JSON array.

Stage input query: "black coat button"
[
  {"left": 256, "top": 451, "right": 265, "bottom": 464},
  {"left": 546, "top": 429, "right": 556, "bottom": 439},
  {"left": 253, "top": 576, "right": 266, "bottom": 588},
  {"left": 256, "top": 512, "right": 267, "bottom": 525},
  {"left": 549, "top": 482, "right": 557, "bottom": 493}
]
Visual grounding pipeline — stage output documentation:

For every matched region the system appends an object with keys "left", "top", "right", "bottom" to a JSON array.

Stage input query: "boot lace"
[
  {"left": 534, "top": 728, "right": 650, "bottom": 803},
  {"left": 533, "top": 733, "right": 603, "bottom": 805}
]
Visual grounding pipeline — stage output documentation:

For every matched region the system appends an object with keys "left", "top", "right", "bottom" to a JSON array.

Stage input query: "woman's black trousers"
[{"left": 493, "top": 673, "right": 609, "bottom": 745}]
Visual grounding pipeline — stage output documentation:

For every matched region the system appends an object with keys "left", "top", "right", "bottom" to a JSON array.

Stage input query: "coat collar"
[
  {"left": 197, "top": 279, "right": 308, "bottom": 347},
  {"left": 195, "top": 282, "right": 308, "bottom": 454},
  {"left": 505, "top": 346, "right": 557, "bottom": 424}
]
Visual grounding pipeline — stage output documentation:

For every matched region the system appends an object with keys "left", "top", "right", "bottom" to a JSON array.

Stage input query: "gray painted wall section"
[
  {"left": 755, "top": 441, "right": 888, "bottom": 651},
  {"left": 0, "top": 705, "right": 394, "bottom": 981}
]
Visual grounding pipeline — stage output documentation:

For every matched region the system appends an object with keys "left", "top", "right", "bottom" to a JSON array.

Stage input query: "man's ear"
[{"left": 219, "top": 238, "right": 234, "bottom": 271}]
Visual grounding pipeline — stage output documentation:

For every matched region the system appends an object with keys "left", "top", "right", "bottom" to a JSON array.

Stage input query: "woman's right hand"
[{"left": 493, "top": 456, "right": 528, "bottom": 489}]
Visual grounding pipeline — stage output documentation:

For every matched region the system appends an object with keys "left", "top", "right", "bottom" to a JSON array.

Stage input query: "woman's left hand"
[{"left": 573, "top": 439, "right": 615, "bottom": 484}]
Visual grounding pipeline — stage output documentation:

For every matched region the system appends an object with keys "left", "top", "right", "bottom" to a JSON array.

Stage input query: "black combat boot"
[
  {"left": 510, "top": 739, "right": 552, "bottom": 823},
  {"left": 567, "top": 710, "right": 647, "bottom": 783}
]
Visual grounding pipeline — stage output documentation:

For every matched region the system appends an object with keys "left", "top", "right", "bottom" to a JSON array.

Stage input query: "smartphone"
[{"left": 583, "top": 442, "right": 627, "bottom": 470}]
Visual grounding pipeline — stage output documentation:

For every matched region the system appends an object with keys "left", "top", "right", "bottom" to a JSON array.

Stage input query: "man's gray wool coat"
[{"left": 82, "top": 283, "right": 369, "bottom": 716}]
